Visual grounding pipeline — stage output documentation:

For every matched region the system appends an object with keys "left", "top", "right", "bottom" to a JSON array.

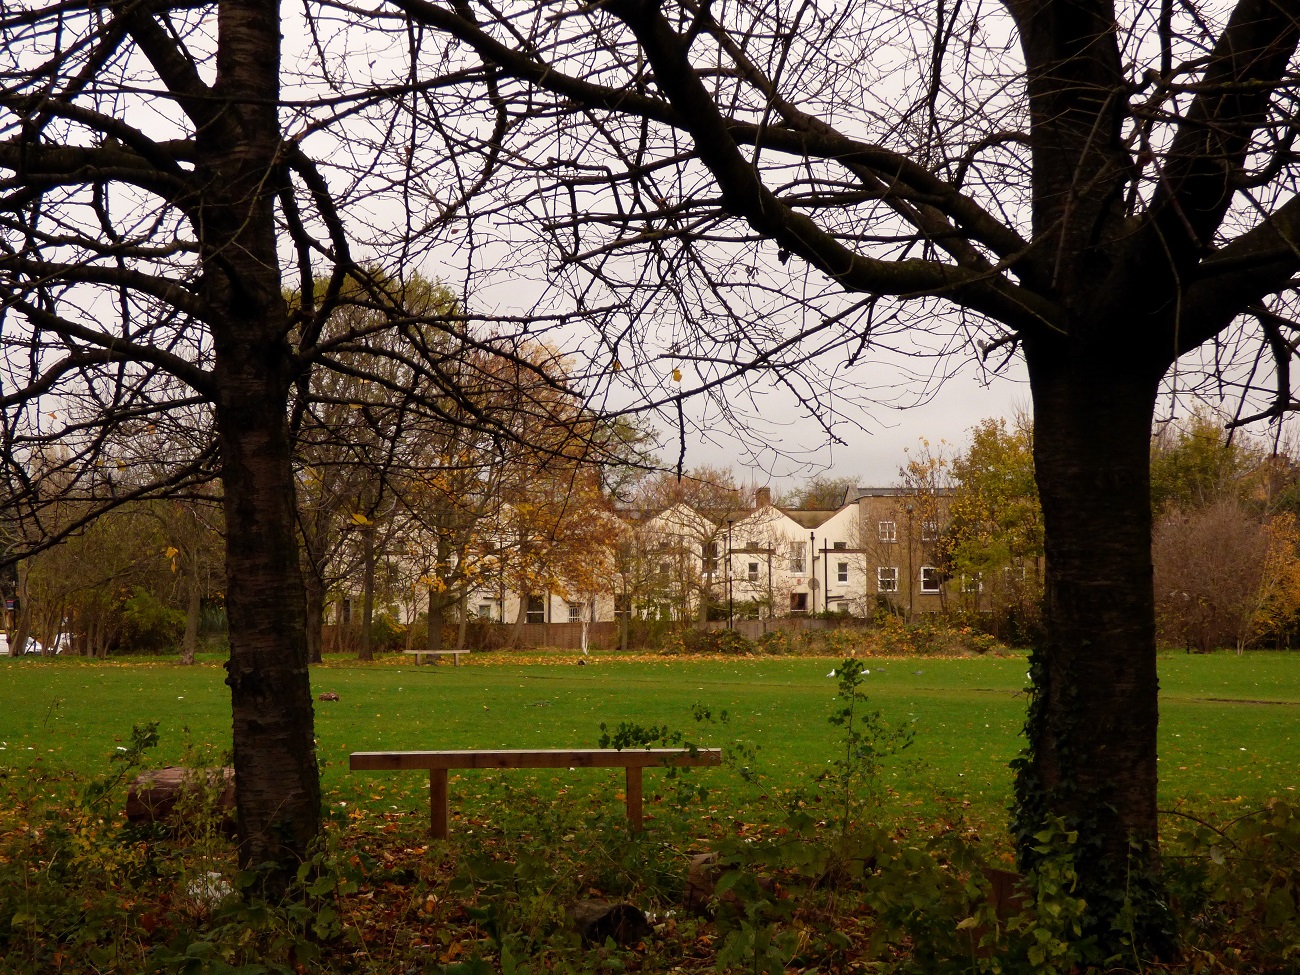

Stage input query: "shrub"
[
  {"left": 680, "top": 628, "right": 755, "bottom": 655},
  {"left": 1167, "top": 798, "right": 1300, "bottom": 970},
  {"left": 657, "top": 627, "right": 757, "bottom": 655},
  {"left": 119, "top": 588, "right": 186, "bottom": 654},
  {"left": 368, "top": 612, "right": 407, "bottom": 653},
  {"left": 755, "top": 630, "right": 792, "bottom": 655}
]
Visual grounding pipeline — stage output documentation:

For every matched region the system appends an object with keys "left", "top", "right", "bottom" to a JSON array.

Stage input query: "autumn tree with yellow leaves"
[{"left": 943, "top": 417, "right": 1044, "bottom": 639}]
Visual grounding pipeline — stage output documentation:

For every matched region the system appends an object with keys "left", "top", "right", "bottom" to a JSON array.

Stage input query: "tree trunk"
[
  {"left": 11, "top": 561, "right": 30, "bottom": 656},
  {"left": 427, "top": 588, "right": 445, "bottom": 653},
  {"left": 181, "top": 578, "right": 200, "bottom": 666},
  {"left": 358, "top": 526, "right": 375, "bottom": 661},
  {"left": 427, "top": 532, "right": 451, "bottom": 653},
  {"left": 217, "top": 359, "right": 320, "bottom": 884},
  {"left": 1016, "top": 346, "right": 1170, "bottom": 948},
  {"left": 456, "top": 594, "right": 468, "bottom": 651},
  {"left": 511, "top": 591, "right": 527, "bottom": 647},
  {"left": 304, "top": 568, "right": 325, "bottom": 665},
  {"left": 202, "top": 0, "right": 319, "bottom": 888}
]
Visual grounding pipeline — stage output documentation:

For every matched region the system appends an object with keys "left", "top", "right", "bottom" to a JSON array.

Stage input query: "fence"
[
  {"left": 463, "top": 620, "right": 623, "bottom": 652},
  {"left": 706, "top": 616, "right": 871, "bottom": 642}
]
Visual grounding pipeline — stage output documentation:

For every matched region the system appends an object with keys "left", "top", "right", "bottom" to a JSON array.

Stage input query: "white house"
[{"left": 722, "top": 489, "right": 855, "bottom": 616}]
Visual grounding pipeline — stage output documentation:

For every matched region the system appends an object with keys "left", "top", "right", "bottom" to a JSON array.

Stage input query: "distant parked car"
[{"left": 33, "top": 633, "right": 71, "bottom": 655}]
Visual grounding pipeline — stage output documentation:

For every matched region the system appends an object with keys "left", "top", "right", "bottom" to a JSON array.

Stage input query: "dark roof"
[
  {"left": 842, "top": 486, "right": 955, "bottom": 504},
  {"left": 779, "top": 507, "right": 837, "bottom": 529}
]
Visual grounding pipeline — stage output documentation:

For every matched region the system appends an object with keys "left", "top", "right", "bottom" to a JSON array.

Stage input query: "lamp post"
[
  {"left": 726, "top": 519, "right": 734, "bottom": 629},
  {"left": 809, "top": 531, "right": 816, "bottom": 615},
  {"left": 905, "top": 503, "right": 915, "bottom": 619},
  {"left": 822, "top": 536, "right": 830, "bottom": 613},
  {"left": 767, "top": 545, "right": 773, "bottom": 618}
]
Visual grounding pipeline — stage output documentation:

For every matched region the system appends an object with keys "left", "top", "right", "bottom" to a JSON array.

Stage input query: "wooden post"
[
  {"left": 625, "top": 766, "right": 643, "bottom": 831},
  {"left": 430, "top": 768, "right": 449, "bottom": 839}
]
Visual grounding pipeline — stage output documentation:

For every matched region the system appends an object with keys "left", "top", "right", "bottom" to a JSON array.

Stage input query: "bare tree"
[
  {"left": 0, "top": 0, "right": 572, "bottom": 886},
  {"left": 1152, "top": 500, "right": 1271, "bottom": 654},
  {"left": 0, "top": 0, "right": 325, "bottom": 884},
  {"left": 382, "top": 0, "right": 1300, "bottom": 950}
]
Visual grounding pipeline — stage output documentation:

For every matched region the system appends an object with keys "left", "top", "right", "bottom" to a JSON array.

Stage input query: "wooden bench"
[
  {"left": 350, "top": 748, "right": 722, "bottom": 839},
  {"left": 402, "top": 649, "right": 467, "bottom": 666}
]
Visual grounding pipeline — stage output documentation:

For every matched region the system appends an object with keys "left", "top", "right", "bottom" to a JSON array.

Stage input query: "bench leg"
[
  {"left": 430, "top": 768, "right": 449, "bottom": 840},
  {"left": 625, "top": 766, "right": 643, "bottom": 831},
  {"left": 452, "top": 653, "right": 458, "bottom": 667}
]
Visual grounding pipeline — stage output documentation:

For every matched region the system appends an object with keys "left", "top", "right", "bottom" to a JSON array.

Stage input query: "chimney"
[{"left": 755, "top": 486, "right": 772, "bottom": 509}]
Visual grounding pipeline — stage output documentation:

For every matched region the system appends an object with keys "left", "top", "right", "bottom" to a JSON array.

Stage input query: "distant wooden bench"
[
  {"left": 402, "top": 649, "right": 467, "bottom": 666},
  {"left": 350, "top": 748, "right": 722, "bottom": 839}
]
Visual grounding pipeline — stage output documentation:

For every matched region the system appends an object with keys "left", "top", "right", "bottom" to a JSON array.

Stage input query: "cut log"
[
  {"left": 126, "top": 766, "right": 236, "bottom": 833},
  {"left": 567, "top": 900, "right": 652, "bottom": 946}
]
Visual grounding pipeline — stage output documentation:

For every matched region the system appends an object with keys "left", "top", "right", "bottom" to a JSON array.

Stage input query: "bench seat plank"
[
  {"left": 350, "top": 748, "right": 721, "bottom": 771},
  {"left": 402, "top": 649, "right": 466, "bottom": 666}
]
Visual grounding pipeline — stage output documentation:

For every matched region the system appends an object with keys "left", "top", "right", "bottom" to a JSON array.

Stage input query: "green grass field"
[{"left": 1, "top": 650, "right": 1296, "bottom": 836}]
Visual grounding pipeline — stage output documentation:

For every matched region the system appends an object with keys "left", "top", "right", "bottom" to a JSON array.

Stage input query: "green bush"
[
  {"left": 1168, "top": 798, "right": 1300, "bottom": 970},
  {"left": 755, "top": 630, "right": 793, "bottom": 655},
  {"left": 660, "top": 626, "right": 754, "bottom": 657},
  {"left": 119, "top": 588, "right": 186, "bottom": 654},
  {"left": 368, "top": 612, "right": 407, "bottom": 653}
]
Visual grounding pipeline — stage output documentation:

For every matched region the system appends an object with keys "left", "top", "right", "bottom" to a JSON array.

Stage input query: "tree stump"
[
  {"left": 126, "top": 766, "right": 236, "bottom": 833},
  {"left": 683, "top": 852, "right": 775, "bottom": 913},
  {"left": 982, "top": 866, "right": 1027, "bottom": 919},
  {"left": 567, "top": 900, "right": 652, "bottom": 946}
]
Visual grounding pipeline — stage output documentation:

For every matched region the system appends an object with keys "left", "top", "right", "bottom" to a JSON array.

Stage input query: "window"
[
  {"left": 962, "top": 572, "right": 984, "bottom": 593},
  {"left": 790, "top": 592, "right": 809, "bottom": 613},
  {"left": 525, "top": 595, "right": 546, "bottom": 624},
  {"left": 339, "top": 598, "right": 352, "bottom": 624},
  {"left": 837, "top": 561, "right": 849, "bottom": 583},
  {"left": 657, "top": 560, "right": 671, "bottom": 582},
  {"left": 922, "top": 520, "right": 939, "bottom": 542},
  {"left": 832, "top": 541, "right": 847, "bottom": 550},
  {"left": 877, "top": 566, "right": 899, "bottom": 592},
  {"left": 920, "top": 567, "right": 941, "bottom": 594},
  {"left": 477, "top": 603, "right": 494, "bottom": 620},
  {"left": 568, "top": 602, "right": 583, "bottom": 623},
  {"left": 878, "top": 521, "right": 897, "bottom": 543},
  {"left": 789, "top": 542, "right": 806, "bottom": 574},
  {"left": 747, "top": 562, "right": 760, "bottom": 582},
  {"left": 702, "top": 540, "right": 718, "bottom": 573}
]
